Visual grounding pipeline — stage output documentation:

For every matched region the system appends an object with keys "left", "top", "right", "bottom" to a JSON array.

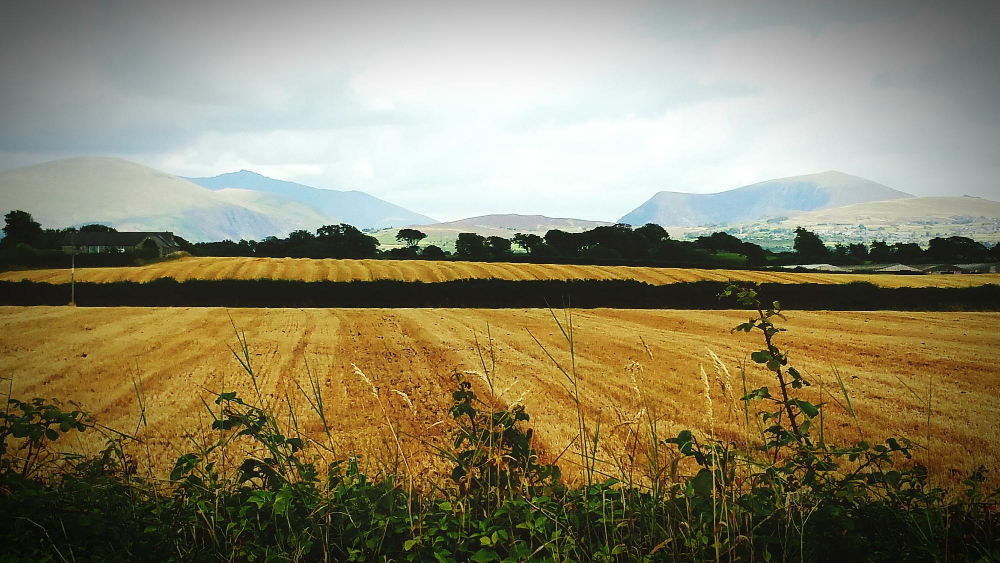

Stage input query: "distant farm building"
[
  {"left": 62, "top": 232, "right": 180, "bottom": 257},
  {"left": 779, "top": 264, "right": 846, "bottom": 272},
  {"left": 957, "top": 263, "right": 998, "bottom": 274},
  {"left": 875, "top": 263, "right": 923, "bottom": 273},
  {"left": 922, "top": 264, "right": 965, "bottom": 274}
]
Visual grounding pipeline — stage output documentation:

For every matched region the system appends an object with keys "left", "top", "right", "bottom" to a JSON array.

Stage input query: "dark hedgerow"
[
  {"left": 1, "top": 285, "right": 998, "bottom": 561},
  {"left": 2, "top": 278, "right": 1000, "bottom": 310}
]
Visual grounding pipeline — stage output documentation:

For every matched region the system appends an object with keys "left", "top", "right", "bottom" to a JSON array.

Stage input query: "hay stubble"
[
  {"left": 1, "top": 306, "right": 996, "bottom": 488},
  {"left": 4, "top": 256, "right": 1000, "bottom": 288}
]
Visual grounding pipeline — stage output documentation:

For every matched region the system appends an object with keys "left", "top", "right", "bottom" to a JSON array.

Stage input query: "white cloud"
[{"left": 353, "top": 159, "right": 374, "bottom": 180}]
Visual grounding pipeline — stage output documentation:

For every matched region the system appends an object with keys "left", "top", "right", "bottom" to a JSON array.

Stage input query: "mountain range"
[
  {"left": 2, "top": 159, "right": 996, "bottom": 248},
  {"left": 416, "top": 214, "right": 609, "bottom": 233},
  {"left": 184, "top": 170, "right": 435, "bottom": 229},
  {"left": 618, "top": 171, "right": 913, "bottom": 227},
  {"left": 0, "top": 158, "right": 435, "bottom": 242}
]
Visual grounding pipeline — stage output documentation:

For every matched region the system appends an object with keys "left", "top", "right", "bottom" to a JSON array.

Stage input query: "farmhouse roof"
[
  {"left": 779, "top": 263, "right": 846, "bottom": 272},
  {"left": 875, "top": 263, "right": 923, "bottom": 273},
  {"left": 921, "top": 263, "right": 965, "bottom": 273},
  {"left": 64, "top": 231, "right": 178, "bottom": 247}
]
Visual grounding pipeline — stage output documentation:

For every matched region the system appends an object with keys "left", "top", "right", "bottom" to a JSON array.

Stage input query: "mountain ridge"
[
  {"left": 0, "top": 157, "right": 340, "bottom": 242},
  {"left": 184, "top": 170, "right": 436, "bottom": 229},
  {"left": 619, "top": 171, "right": 913, "bottom": 227},
  {"left": 414, "top": 213, "right": 611, "bottom": 232}
]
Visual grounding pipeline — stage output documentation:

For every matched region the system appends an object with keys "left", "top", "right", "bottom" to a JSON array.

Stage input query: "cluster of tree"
[
  {"left": 0, "top": 210, "right": 167, "bottom": 267},
  {"left": 446, "top": 224, "right": 772, "bottom": 266},
  {"left": 189, "top": 223, "right": 767, "bottom": 265},
  {"left": 445, "top": 224, "right": 766, "bottom": 265},
  {"left": 1, "top": 210, "right": 130, "bottom": 252},
  {"left": 794, "top": 226, "right": 1000, "bottom": 264},
  {"left": 383, "top": 228, "right": 446, "bottom": 259},
  {"left": 193, "top": 224, "right": 381, "bottom": 259},
  {"left": 1, "top": 210, "right": 71, "bottom": 253}
]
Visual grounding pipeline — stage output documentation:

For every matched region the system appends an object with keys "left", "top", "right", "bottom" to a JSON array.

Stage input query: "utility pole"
[{"left": 70, "top": 231, "right": 76, "bottom": 306}]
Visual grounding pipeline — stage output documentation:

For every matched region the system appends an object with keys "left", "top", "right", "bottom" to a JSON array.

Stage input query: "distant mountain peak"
[
  {"left": 184, "top": 170, "right": 436, "bottom": 229},
  {"left": 0, "top": 157, "right": 334, "bottom": 242},
  {"left": 619, "top": 171, "right": 912, "bottom": 227}
]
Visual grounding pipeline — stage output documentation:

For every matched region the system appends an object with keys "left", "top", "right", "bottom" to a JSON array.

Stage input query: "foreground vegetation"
[{"left": 2, "top": 286, "right": 997, "bottom": 561}]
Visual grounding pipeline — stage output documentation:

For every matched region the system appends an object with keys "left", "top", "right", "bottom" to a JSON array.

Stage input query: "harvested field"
[
  {"left": 1, "top": 306, "right": 997, "bottom": 489},
  {"left": 3, "top": 256, "right": 999, "bottom": 288}
]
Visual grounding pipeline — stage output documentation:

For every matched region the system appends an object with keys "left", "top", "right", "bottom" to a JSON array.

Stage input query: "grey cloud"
[
  {"left": 509, "top": 76, "right": 758, "bottom": 129},
  {"left": 875, "top": 40, "right": 1000, "bottom": 132},
  {"left": 1, "top": 0, "right": 998, "bottom": 219}
]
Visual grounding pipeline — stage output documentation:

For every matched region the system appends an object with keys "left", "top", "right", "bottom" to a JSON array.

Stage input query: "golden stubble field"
[
  {"left": 3, "top": 256, "right": 1000, "bottom": 288},
  {"left": 1, "top": 306, "right": 997, "bottom": 489}
]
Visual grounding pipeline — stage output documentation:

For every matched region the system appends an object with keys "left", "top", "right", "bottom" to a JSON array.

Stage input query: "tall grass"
[{"left": 1, "top": 284, "right": 998, "bottom": 561}]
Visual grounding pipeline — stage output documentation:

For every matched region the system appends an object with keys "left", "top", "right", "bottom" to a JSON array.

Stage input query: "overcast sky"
[{"left": 2, "top": 0, "right": 997, "bottom": 221}]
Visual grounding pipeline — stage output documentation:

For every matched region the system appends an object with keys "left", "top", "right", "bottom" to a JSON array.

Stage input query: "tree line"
[
  {"left": 0, "top": 210, "right": 163, "bottom": 268},
  {"left": 194, "top": 223, "right": 771, "bottom": 266},
  {"left": 792, "top": 226, "right": 1000, "bottom": 264},
  {"left": 198, "top": 222, "right": 999, "bottom": 266},
  {"left": 3, "top": 209, "right": 999, "bottom": 268}
]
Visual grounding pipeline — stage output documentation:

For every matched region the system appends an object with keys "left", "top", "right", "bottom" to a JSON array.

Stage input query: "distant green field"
[{"left": 371, "top": 229, "right": 464, "bottom": 253}]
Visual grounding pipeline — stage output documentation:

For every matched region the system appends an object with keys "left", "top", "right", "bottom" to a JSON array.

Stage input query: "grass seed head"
[
  {"left": 700, "top": 365, "right": 715, "bottom": 437},
  {"left": 352, "top": 363, "right": 378, "bottom": 399},
  {"left": 391, "top": 389, "right": 415, "bottom": 415}
]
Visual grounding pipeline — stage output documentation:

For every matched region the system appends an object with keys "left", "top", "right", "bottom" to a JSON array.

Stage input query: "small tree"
[
  {"left": 891, "top": 242, "right": 923, "bottom": 264},
  {"left": 792, "top": 227, "right": 830, "bottom": 262},
  {"left": 420, "top": 244, "right": 446, "bottom": 259},
  {"left": 395, "top": 228, "right": 427, "bottom": 248},
  {"left": 287, "top": 230, "right": 315, "bottom": 244},
  {"left": 742, "top": 242, "right": 768, "bottom": 266},
  {"left": 869, "top": 240, "right": 892, "bottom": 263},
  {"left": 485, "top": 236, "right": 512, "bottom": 258},
  {"left": 927, "top": 236, "right": 988, "bottom": 263},
  {"left": 512, "top": 233, "right": 544, "bottom": 255},
  {"left": 315, "top": 223, "right": 379, "bottom": 258},
  {"left": 455, "top": 232, "right": 486, "bottom": 259},
  {"left": 139, "top": 238, "right": 161, "bottom": 259},
  {"left": 2, "top": 210, "right": 43, "bottom": 248},
  {"left": 634, "top": 223, "right": 670, "bottom": 249},
  {"left": 544, "top": 229, "right": 582, "bottom": 257}
]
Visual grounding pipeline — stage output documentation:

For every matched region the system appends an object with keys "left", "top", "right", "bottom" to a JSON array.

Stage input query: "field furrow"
[{"left": 2, "top": 306, "right": 996, "bottom": 488}]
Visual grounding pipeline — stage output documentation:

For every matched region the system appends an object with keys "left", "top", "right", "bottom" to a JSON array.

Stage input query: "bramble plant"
[
  {"left": 0, "top": 395, "right": 91, "bottom": 480},
  {"left": 448, "top": 372, "right": 560, "bottom": 505}
]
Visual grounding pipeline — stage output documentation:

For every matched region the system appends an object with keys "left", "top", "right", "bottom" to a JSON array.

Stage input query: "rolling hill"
[
  {"left": 418, "top": 214, "right": 609, "bottom": 233},
  {"left": 779, "top": 195, "right": 1000, "bottom": 225},
  {"left": 746, "top": 196, "right": 1000, "bottom": 245},
  {"left": 374, "top": 214, "right": 612, "bottom": 250},
  {"left": 0, "top": 157, "right": 339, "bottom": 242},
  {"left": 669, "top": 195, "right": 1000, "bottom": 249},
  {"left": 184, "top": 170, "right": 436, "bottom": 229},
  {"left": 619, "top": 171, "right": 913, "bottom": 227}
]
